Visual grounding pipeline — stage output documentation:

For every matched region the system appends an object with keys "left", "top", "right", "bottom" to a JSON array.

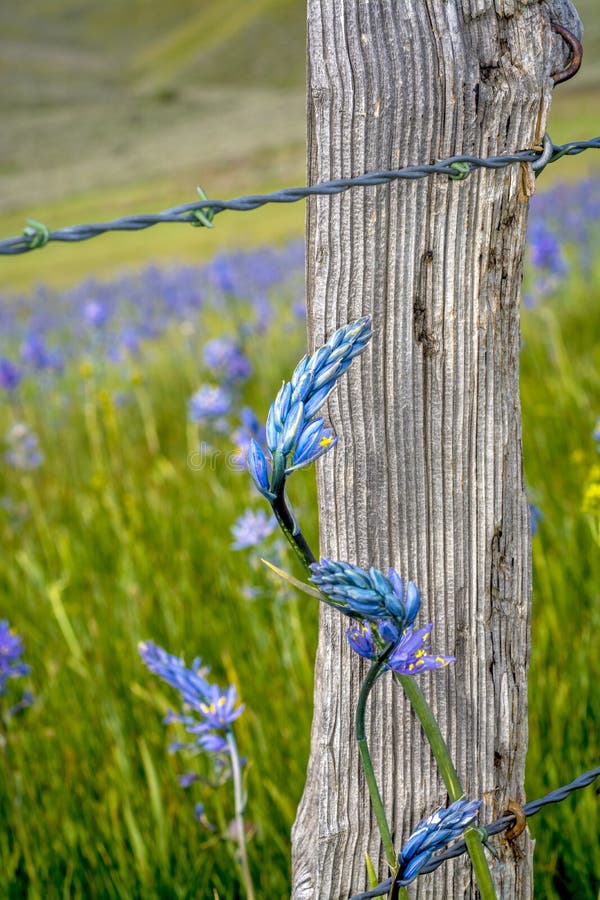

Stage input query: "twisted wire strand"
[
  {"left": 1, "top": 136, "right": 598, "bottom": 256},
  {"left": 349, "top": 764, "right": 600, "bottom": 899}
]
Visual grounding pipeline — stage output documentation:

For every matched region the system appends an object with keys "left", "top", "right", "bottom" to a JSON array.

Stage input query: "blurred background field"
[{"left": 0, "top": 2, "right": 599, "bottom": 898}]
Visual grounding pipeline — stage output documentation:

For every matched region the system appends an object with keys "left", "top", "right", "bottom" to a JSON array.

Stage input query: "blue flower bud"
[
  {"left": 265, "top": 406, "right": 279, "bottom": 452},
  {"left": 290, "top": 354, "right": 310, "bottom": 387},
  {"left": 273, "top": 381, "right": 292, "bottom": 428},
  {"left": 312, "top": 358, "right": 344, "bottom": 391},
  {"left": 405, "top": 581, "right": 421, "bottom": 626},
  {"left": 293, "top": 417, "right": 325, "bottom": 460},
  {"left": 304, "top": 383, "right": 335, "bottom": 418},
  {"left": 279, "top": 400, "right": 304, "bottom": 454},
  {"left": 291, "top": 370, "right": 313, "bottom": 403},
  {"left": 377, "top": 619, "right": 399, "bottom": 643},
  {"left": 246, "top": 439, "right": 271, "bottom": 496},
  {"left": 308, "top": 344, "right": 331, "bottom": 374}
]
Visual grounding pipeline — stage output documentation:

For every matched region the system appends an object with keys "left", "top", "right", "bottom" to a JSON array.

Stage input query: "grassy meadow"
[
  {"left": 1, "top": 2, "right": 599, "bottom": 899},
  {"left": 0, "top": 190, "right": 598, "bottom": 898}
]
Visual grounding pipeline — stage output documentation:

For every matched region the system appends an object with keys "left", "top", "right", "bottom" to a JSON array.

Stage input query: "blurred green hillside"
[{"left": 0, "top": 0, "right": 597, "bottom": 290}]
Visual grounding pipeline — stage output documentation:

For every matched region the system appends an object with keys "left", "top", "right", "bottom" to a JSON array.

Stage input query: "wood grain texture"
[{"left": 293, "top": 2, "right": 580, "bottom": 898}]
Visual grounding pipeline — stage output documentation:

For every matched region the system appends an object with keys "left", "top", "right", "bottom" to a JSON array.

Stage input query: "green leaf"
[
  {"left": 365, "top": 852, "right": 379, "bottom": 889},
  {"left": 260, "top": 558, "right": 322, "bottom": 599}
]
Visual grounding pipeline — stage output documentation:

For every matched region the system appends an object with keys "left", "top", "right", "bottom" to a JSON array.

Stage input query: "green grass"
[
  {"left": 0, "top": 293, "right": 317, "bottom": 899},
  {"left": 0, "top": 229, "right": 599, "bottom": 897},
  {"left": 522, "top": 259, "right": 600, "bottom": 900},
  {"left": 0, "top": 3, "right": 599, "bottom": 896},
  {"left": 1, "top": 0, "right": 598, "bottom": 296}
]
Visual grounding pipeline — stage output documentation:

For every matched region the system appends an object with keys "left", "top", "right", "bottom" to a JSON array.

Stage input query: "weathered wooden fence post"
[{"left": 293, "top": 2, "right": 580, "bottom": 897}]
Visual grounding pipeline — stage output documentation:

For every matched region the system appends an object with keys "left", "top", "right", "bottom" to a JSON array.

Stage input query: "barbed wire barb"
[{"left": 1, "top": 135, "right": 599, "bottom": 257}]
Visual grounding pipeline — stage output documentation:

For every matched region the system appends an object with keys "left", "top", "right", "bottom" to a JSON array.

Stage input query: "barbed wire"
[
  {"left": 349, "top": 764, "right": 600, "bottom": 899},
  {"left": 1, "top": 134, "right": 598, "bottom": 257}
]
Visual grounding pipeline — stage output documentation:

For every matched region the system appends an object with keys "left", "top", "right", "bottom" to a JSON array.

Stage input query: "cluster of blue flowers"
[
  {"left": 139, "top": 641, "right": 244, "bottom": 757},
  {"left": 188, "top": 337, "right": 253, "bottom": 430},
  {"left": 310, "top": 560, "right": 454, "bottom": 675},
  {"left": 231, "top": 509, "right": 276, "bottom": 550},
  {"left": 247, "top": 317, "right": 372, "bottom": 498},
  {"left": 0, "top": 620, "right": 33, "bottom": 722},
  {"left": 241, "top": 316, "right": 482, "bottom": 894},
  {"left": 525, "top": 177, "right": 600, "bottom": 305},
  {"left": 0, "top": 243, "right": 304, "bottom": 396}
]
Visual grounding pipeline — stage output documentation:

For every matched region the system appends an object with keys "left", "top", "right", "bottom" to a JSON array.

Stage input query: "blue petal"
[
  {"left": 304, "top": 383, "right": 335, "bottom": 418},
  {"left": 313, "top": 358, "right": 344, "bottom": 390},
  {"left": 405, "top": 581, "right": 421, "bottom": 625},
  {"left": 291, "top": 370, "right": 313, "bottom": 403},
  {"left": 247, "top": 439, "right": 273, "bottom": 497},
  {"left": 273, "top": 381, "right": 292, "bottom": 428},
  {"left": 399, "top": 849, "right": 433, "bottom": 883},
  {"left": 265, "top": 404, "right": 279, "bottom": 451},
  {"left": 290, "top": 354, "right": 310, "bottom": 387},
  {"left": 279, "top": 400, "right": 305, "bottom": 454}
]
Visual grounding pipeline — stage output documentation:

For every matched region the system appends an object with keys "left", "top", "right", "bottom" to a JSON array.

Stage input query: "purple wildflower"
[
  {"left": 138, "top": 641, "right": 244, "bottom": 759},
  {"left": 20, "top": 334, "right": 62, "bottom": 372},
  {"left": 529, "top": 503, "right": 542, "bottom": 537},
  {"left": 178, "top": 772, "right": 200, "bottom": 788},
  {"left": 230, "top": 408, "right": 265, "bottom": 469},
  {"left": 194, "top": 802, "right": 217, "bottom": 831},
  {"left": 0, "top": 621, "right": 30, "bottom": 694},
  {"left": 345, "top": 621, "right": 377, "bottom": 659},
  {"left": 527, "top": 220, "right": 568, "bottom": 276},
  {"left": 83, "top": 300, "right": 110, "bottom": 328},
  {"left": 249, "top": 318, "right": 372, "bottom": 495},
  {"left": 203, "top": 337, "right": 252, "bottom": 383},
  {"left": 0, "top": 358, "right": 22, "bottom": 391},
  {"left": 387, "top": 623, "right": 454, "bottom": 676},
  {"left": 188, "top": 384, "right": 232, "bottom": 424},
  {"left": 231, "top": 509, "right": 276, "bottom": 550},
  {"left": 0, "top": 620, "right": 32, "bottom": 724},
  {"left": 345, "top": 619, "right": 454, "bottom": 675}
]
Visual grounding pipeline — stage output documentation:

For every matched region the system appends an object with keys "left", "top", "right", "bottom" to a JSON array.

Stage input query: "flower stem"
[
  {"left": 271, "top": 487, "right": 316, "bottom": 571},
  {"left": 395, "top": 675, "right": 497, "bottom": 900},
  {"left": 226, "top": 730, "right": 255, "bottom": 900},
  {"left": 356, "top": 649, "right": 398, "bottom": 871}
]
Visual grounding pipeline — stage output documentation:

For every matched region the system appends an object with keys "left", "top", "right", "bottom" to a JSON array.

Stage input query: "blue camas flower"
[
  {"left": 247, "top": 317, "right": 372, "bottom": 497},
  {"left": 0, "top": 358, "right": 22, "bottom": 392},
  {"left": 188, "top": 384, "right": 232, "bottom": 424},
  {"left": 203, "top": 337, "right": 252, "bottom": 383},
  {"left": 397, "top": 798, "right": 482, "bottom": 884},
  {"left": 346, "top": 620, "right": 454, "bottom": 674},
  {"left": 309, "top": 559, "right": 421, "bottom": 629},
  {"left": 0, "top": 620, "right": 33, "bottom": 722},
  {"left": 231, "top": 508, "right": 276, "bottom": 550},
  {"left": 138, "top": 641, "right": 244, "bottom": 758},
  {"left": 0, "top": 620, "right": 31, "bottom": 694},
  {"left": 387, "top": 623, "right": 454, "bottom": 675}
]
